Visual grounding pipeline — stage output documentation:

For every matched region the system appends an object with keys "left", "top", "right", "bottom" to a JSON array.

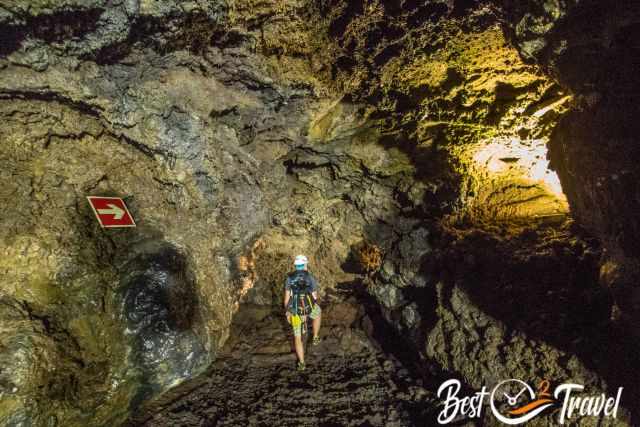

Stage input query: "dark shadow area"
[
  {"left": 325, "top": 0, "right": 364, "bottom": 39},
  {"left": 439, "top": 224, "right": 610, "bottom": 353},
  {"left": 0, "top": 8, "right": 103, "bottom": 56},
  {"left": 452, "top": 0, "right": 479, "bottom": 18},
  {"left": 435, "top": 223, "right": 640, "bottom": 422},
  {"left": 95, "top": 12, "right": 226, "bottom": 63},
  {"left": 353, "top": 187, "right": 638, "bottom": 423},
  {"left": 335, "top": 279, "right": 477, "bottom": 424}
]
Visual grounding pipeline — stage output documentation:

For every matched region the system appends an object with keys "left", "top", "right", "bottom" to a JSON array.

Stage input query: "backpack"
[{"left": 288, "top": 271, "right": 315, "bottom": 316}]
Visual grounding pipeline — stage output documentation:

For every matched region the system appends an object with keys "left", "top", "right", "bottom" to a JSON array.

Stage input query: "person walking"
[{"left": 283, "top": 255, "right": 322, "bottom": 371}]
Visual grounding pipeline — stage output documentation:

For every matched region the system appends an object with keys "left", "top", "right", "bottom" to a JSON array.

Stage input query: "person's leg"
[
  {"left": 293, "top": 334, "right": 305, "bottom": 363},
  {"left": 311, "top": 305, "right": 322, "bottom": 339},
  {"left": 291, "top": 315, "right": 305, "bottom": 363}
]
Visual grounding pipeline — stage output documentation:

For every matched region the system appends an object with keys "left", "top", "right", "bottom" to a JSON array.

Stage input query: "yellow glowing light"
[
  {"left": 472, "top": 137, "right": 566, "bottom": 197},
  {"left": 532, "top": 95, "right": 571, "bottom": 118}
]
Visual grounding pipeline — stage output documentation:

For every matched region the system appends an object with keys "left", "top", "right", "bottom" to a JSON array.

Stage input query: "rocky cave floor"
[{"left": 128, "top": 289, "right": 439, "bottom": 427}]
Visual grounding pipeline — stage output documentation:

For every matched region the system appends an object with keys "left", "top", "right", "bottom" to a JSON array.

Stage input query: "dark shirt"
[
  {"left": 284, "top": 270, "right": 319, "bottom": 293},
  {"left": 285, "top": 270, "right": 319, "bottom": 313}
]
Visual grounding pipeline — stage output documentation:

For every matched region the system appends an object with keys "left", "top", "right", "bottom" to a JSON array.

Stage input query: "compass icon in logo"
[
  {"left": 490, "top": 379, "right": 555, "bottom": 425},
  {"left": 503, "top": 381, "right": 530, "bottom": 406}
]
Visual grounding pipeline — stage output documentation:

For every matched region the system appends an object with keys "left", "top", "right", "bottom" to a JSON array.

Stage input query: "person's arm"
[
  {"left": 311, "top": 275, "right": 319, "bottom": 304},
  {"left": 283, "top": 278, "right": 291, "bottom": 318},
  {"left": 283, "top": 289, "right": 291, "bottom": 310}
]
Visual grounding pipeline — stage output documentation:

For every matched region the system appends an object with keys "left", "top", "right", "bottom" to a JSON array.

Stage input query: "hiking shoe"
[
  {"left": 297, "top": 361, "right": 306, "bottom": 372},
  {"left": 312, "top": 336, "right": 320, "bottom": 346}
]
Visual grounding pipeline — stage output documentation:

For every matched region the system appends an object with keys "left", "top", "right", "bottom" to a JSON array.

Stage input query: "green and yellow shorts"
[{"left": 289, "top": 304, "right": 321, "bottom": 337}]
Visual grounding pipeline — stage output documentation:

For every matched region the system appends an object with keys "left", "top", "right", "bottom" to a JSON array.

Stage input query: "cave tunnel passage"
[
  {"left": 460, "top": 134, "right": 570, "bottom": 229},
  {"left": 472, "top": 136, "right": 565, "bottom": 198}
]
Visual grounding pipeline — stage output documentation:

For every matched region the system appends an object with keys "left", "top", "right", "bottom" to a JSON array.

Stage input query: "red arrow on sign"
[{"left": 87, "top": 196, "right": 136, "bottom": 228}]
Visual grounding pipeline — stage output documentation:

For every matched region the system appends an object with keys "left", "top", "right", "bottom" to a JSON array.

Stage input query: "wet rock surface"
[{"left": 119, "top": 243, "right": 208, "bottom": 407}]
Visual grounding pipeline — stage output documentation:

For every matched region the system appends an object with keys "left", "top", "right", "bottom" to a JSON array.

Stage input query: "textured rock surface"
[
  {"left": 129, "top": 296, "right": 436, "bottom": 426},
  {"left": 499, "top": 0, "right": 640, "bottom": 334},
  {"left": 0, "top": 0, "right": 638, "bottom": 425}
]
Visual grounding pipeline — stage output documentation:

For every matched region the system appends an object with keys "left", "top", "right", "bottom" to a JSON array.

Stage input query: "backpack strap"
[{"left": 290, "top": 271, "right": 315, "bottom": 315}]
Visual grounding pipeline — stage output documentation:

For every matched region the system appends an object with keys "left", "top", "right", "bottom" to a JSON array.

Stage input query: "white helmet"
[{"left": 294, "top": 254, "right": 308, "bottom": 266}]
